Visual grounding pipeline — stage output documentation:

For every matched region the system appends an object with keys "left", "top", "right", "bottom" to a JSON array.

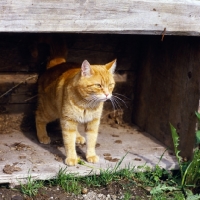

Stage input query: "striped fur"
[{"left": 36, "top": 59, "right": 116, "bottom": 166}]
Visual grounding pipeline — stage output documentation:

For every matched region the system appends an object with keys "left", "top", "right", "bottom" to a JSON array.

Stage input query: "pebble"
[
  {"left": 81, "top": 191, "right": 121, "bottom": 200},
  {"left": 106, "top": 194, "right": 111, "bottom": 200},
  {"left": 111, "top": 195, "right": 117, "bottom": 200},
  {"left": 81, "top": 188, "right": 88, "bottom": 194},
  {"left": 11, "top": 195, "right": 23, "bottom": 200},
  {"left": 83, "top": 191, "right": 107, "bottom": 200}
]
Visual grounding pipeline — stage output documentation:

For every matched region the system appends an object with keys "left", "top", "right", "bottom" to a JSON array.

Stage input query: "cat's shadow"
[{"left": 21, "top": 118, "right": 86, "bottom": 165}]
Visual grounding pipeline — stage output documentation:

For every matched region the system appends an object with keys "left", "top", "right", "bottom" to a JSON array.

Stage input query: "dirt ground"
[{"left": 0, "top": 180, "right": 149, "bottom": 200}]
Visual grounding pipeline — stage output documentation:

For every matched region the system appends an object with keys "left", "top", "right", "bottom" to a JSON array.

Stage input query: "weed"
[
  {"left": 169, "top": 111, "right": 200, "bottom": 199},
  {"left": 19, "top": 174, "right": 43, "bottom": 197},
  {"left": 54, "top": 168, "right": 82, "bottom": 194},
  {"left": 17, "top": 117, "right": 200, "bottom": 199},
  {"left": 80, "top": 153, "right": 131, "bottom": 187},
  {"left": 123, "top": 191, "right": 132, "bottom": 200}
]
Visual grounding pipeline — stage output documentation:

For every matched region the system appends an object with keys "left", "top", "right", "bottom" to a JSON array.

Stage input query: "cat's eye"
[
  {"left": 109, "top": 83, "right": 114, "bottom": 88},
  {"left": 95, "top": 84, "right": 101, "bottom": 88}
]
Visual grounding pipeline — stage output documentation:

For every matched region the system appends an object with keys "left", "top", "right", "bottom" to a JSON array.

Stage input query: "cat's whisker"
[
  {"left": 113, "top": 98, "right": 123, "bottom": 111},
  {"left": 109, "top": 98, "right": 117, "bottom": 112},
  {"left": 77, "top": 95, "right": 98, "bottom": 108},
  {"left": 88, "top": 99, "right": 97, "bottom": 108},
  {"left": 110, "top": 97, "right": 118, "bottom": 109},
  {"left": 110, "top": 99, "right": 120, "bottom": 117},
  {"left": 110, "top": 97, "right": 122, "bottom": 111},
  {"left": 77, "top": 98, "right": 89, "bottom": 106},
  {"left": 113, "top": 93, "right": 131, "bottom": 100},
  {"left": 86, "top": 96, "right": 99, "bottom": 108},
  {"left": 112, "top": 95, "right": 128, "bottom": 108}
]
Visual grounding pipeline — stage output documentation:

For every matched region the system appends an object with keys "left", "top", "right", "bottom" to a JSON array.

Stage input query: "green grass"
[
  {"left": 17, "top": 160, "right": 185, "bottom": 199},
  {"left": 17, "top": 112, "right": 200, "bottom": 199},
  {"left": 19, "top": 174, "right": 44, "bottom": 197},
  {"left": 16, "top": 149, "right": 199, "bottom": 200},
  {"left": 123, "top": 191, "right": 132, "bottom": 200}
]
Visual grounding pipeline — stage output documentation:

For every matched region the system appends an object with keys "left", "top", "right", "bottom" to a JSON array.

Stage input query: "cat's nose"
[{"left": 105, "top": 94, "right": 110, "bottom": 98}]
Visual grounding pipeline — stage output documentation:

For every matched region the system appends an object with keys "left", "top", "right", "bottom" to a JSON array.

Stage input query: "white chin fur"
[{"left": 98, "top": 94, "right": 112, "bottom": 102}]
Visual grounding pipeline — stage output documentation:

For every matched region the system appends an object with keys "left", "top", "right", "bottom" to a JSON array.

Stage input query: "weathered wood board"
[
  {"left": 133, "top": 36, "right": 200, "bottom": 160},
  {"left": 0, "top": 124, "right": 178, "bottom": 186},
  {"left": 0, "top": 73, "right": 38, "bottom": 104},
  {"left": 0, "top": 1, "right": 200, "bottom": 35}
]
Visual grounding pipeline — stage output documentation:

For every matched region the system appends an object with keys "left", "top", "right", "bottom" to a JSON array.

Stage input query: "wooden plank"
[
  {"left": 0, "top": 1, "right": 200, "bottom": 35},
  {"left": 133, "top": 36, "right": 200, "bottom": 160},
  {"left": 0, "top": 71, "right": 133, "bottom": 104},
  {"left": 0, "top": 73, "right": 38, "bottom": 104}
]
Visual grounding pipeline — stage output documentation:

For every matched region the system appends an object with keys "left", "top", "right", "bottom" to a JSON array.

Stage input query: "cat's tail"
[
  {"left": 46, "top": 35, "right": 68, "bottom": 69},
  {"left": 47, "top": 57, "right": 66, "bottom": 69}
]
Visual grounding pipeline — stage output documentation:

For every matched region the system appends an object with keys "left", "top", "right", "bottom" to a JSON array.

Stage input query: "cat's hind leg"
[
  {"left": 76, "top": 131, "right": 85, "bottom": 144},
  {"left": 35, "top": 112, "right": 51, "bottom": 144}
]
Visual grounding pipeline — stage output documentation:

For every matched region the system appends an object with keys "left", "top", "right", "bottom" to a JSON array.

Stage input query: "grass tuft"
[
  {"left": 53, "top": 168, "right": 82, "bottom": 194},
  {"left": 19, "top": 174, "right": 43, "bottom": 197}
]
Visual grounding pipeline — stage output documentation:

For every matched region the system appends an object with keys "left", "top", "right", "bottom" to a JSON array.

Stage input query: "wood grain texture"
[
  {"left": 0, "top": 0, "right": 200, "bottom": 35},
  {"left": 0, "top": 73, "right": 38, "bottom": 104},
  {"left": 133, "top": 36, "right": 200, "bottom": 159}
]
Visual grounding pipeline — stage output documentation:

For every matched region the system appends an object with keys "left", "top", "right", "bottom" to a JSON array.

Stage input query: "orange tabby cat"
[{"left": 36, "top": 59, "right": 116, "bottom": 166}]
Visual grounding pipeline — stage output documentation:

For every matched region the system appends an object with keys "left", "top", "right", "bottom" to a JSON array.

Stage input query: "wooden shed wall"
[
  {"left": 133, "top": 36, "right": 200, "bottom": 159},
  {"left": 0, "top": 33, "right": 137, "bottom": 132},
  {"left": 0, "top": 33, "right": 200, "bottom": 159}
]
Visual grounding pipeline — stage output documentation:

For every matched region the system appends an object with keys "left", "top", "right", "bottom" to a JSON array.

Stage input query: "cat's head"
[{"left": 76, "top": 59, "right": 116, "bottom": 106}]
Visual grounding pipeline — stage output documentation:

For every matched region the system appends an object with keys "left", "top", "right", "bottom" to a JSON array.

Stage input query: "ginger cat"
[{"left": 36, "top": 59, "right": 116, "bottom": 166}]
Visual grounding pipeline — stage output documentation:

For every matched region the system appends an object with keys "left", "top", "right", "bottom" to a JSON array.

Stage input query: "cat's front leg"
[
  {"left": 85, "top": 118, "right": 100, "bottom": 163},
  {"left": 60, "top": 118, "right": 78, "bottom": 166}
]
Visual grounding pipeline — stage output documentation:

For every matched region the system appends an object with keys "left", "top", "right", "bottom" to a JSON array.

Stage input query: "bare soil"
[{"left": 0, "top": 180, "right": 150, "bottom": 200}]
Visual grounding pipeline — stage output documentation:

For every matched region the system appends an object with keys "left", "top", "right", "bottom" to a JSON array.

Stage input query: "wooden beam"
[{"left": 0, "top": 0, "right": 200, "bottom": 35}]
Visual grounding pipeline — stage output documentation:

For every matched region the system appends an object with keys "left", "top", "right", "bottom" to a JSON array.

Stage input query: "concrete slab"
[{"left": 0, "top": 123, "right": 178, "bottom": 186}]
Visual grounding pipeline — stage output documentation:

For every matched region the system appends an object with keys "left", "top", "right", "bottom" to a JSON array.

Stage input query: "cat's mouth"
[
  {"left": 96, "top": 94, "right": 112, "bottom": 102},
  {"left": 101, "top": 97, "right": 111, "bottom": 102}
]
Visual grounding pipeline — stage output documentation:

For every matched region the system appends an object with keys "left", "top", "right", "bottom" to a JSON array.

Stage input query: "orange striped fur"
[{"left": 36, "top": 59, "right": 116, "bottom": 166}]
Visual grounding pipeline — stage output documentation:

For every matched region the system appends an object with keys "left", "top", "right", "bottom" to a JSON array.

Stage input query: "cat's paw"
[
  {"left": 65, "top": 157, "right": 78, "bottom": 166},
  {"left": 76, "top": 136, "right": 86, "bottom": 144},
  {"left": 38, "top": 136, "right": 51, "bottom": 144},
  {"left": 86, "top": 155, "right": 99, "bottom": 163}
]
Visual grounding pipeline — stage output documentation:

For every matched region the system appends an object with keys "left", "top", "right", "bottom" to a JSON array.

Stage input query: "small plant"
[
  {"left": 123, "top": 191, "right": 132, "bottom": 200},
  {"left": 80, "top": 153, "right": 131, "bottom": 187},
  {"left": 54, "top": 168, "right": 82, "bottom": 194},
  {"left": 19, "top": 174, "right": 43, "bottom": 197},
  {"left": 169, "top": 111, "right": 200, "bottom": 199}
]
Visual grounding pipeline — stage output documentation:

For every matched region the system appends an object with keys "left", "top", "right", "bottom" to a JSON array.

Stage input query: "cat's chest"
[
  {"left": 63, "top": 100, "right": 103, "bottom": 123},
  {"left": 77, "top": 109, "right": 100, "bottom": 123},
  {"left": 70, "top": 104, "right": 103, "bottom": 123}
]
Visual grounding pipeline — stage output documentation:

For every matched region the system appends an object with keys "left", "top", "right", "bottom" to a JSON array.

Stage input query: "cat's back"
[{"left": 38, "top": 62, "right": 80, "bottom": 91}]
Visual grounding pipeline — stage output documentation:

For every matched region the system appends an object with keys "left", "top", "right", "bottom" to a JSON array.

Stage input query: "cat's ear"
[
  {"left": 81, "top": 60, "right": 92, "bottom": 77},
  {"left": 106, "top": 59, "right": 117, "bottom": 74}
]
